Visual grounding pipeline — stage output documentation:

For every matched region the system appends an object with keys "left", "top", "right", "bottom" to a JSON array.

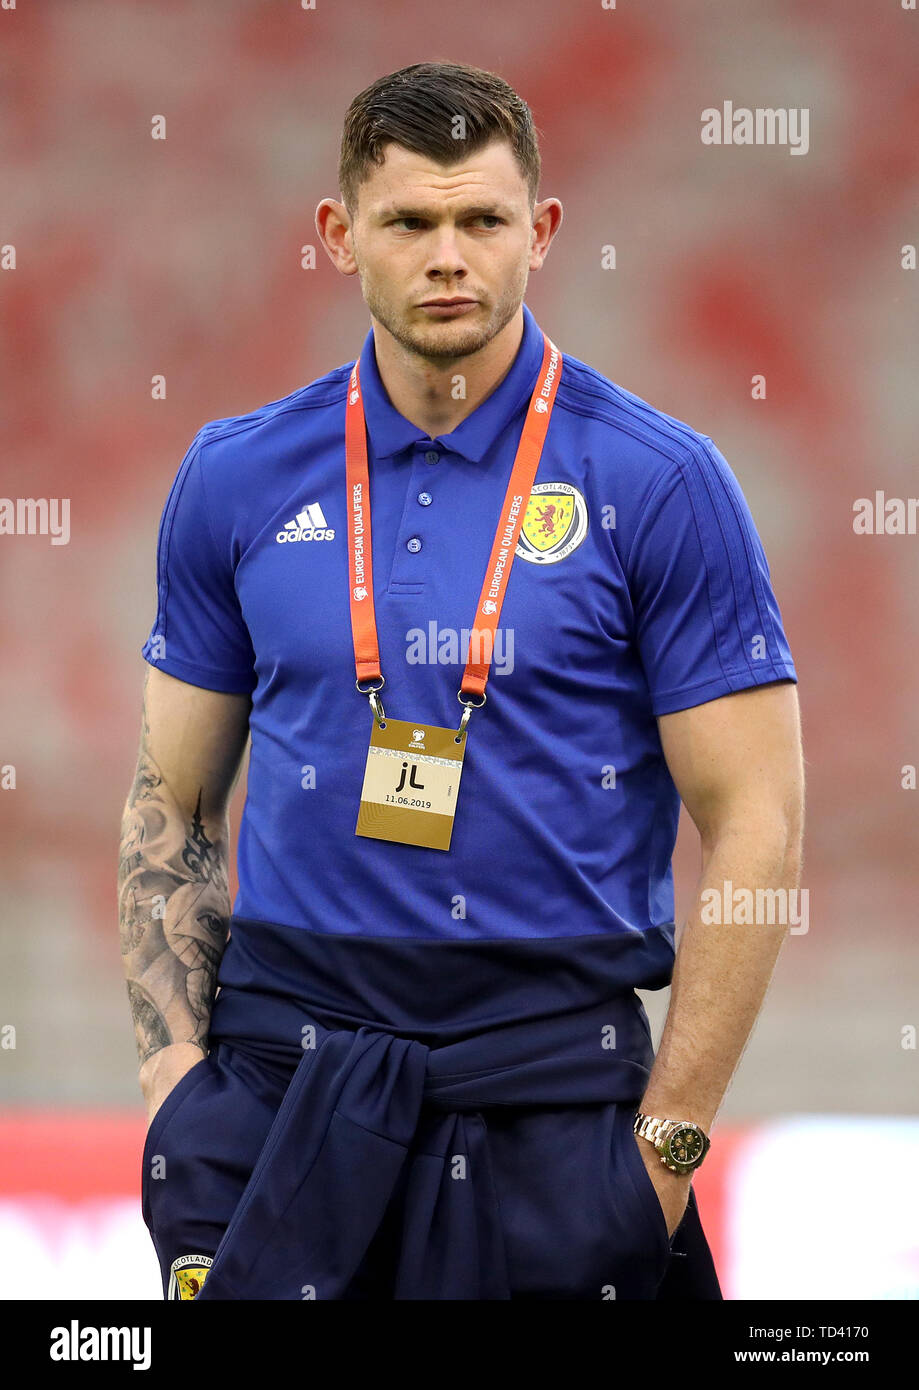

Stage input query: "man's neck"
[{"left": 370, "top": 308, "right": 525, "bottom": 440}]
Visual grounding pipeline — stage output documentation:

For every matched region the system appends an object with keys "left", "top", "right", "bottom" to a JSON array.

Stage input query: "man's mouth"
[{"left": 417, "top": 298, "right": 479, "bottom": 318}]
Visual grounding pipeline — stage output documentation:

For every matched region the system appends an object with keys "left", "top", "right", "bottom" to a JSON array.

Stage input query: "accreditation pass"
[{"left": 356, "top": 716, "right": 467, "bottom": 852}]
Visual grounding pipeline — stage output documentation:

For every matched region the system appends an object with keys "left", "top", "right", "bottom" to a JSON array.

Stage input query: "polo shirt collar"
[{"left": 358, "top": 302, "right": 546, "bottom": 463}]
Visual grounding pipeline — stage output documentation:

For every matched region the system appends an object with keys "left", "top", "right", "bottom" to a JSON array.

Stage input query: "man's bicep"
[
  {"left": 138, "top": 664, "right": 251, "bottom": 819},
  {"left": 656, "top": 681, "right": 804, "bottom": 846}
]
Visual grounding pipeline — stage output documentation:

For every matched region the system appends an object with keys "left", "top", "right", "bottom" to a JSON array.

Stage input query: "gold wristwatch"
[{"left": 633, "top": 1112, "right": 711, "bottom": 1175}]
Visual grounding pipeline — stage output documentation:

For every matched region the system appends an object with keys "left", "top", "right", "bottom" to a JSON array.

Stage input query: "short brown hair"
[{"left": 338, "top": 62, "right": 541, "bottom": 216}]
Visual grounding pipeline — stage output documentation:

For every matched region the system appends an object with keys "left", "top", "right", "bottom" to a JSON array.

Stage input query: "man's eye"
[{"left": 391, "top": 216, "right": 502, "bottom": 230}]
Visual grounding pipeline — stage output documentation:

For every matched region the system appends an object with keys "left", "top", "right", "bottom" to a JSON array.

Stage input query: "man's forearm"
[
  {"left": 118, "top": 745, "right": 231, "bottom": 1071},
  {"left": 640, "top": 820, "right": 802, "bottom": 1132}
]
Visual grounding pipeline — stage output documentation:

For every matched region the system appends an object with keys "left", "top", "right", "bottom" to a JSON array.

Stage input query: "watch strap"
[{"left": 634, "top": 1113, "right": 676, "bottom": 1147}]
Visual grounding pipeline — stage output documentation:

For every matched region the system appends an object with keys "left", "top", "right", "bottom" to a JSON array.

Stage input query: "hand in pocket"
[{"left": 631, "top": 1131, "right": 691, "bottom": 1240}]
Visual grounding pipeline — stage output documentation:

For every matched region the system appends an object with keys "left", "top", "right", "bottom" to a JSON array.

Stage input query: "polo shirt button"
[
  {"left": 406, "top": 536, "right": 423, "bottom": 553},
  {"left": 417, "top": 491, "right": 433, "bottom": 506},
  {"left": 424, "top": 450, "right": 440, "bottom": 464}
]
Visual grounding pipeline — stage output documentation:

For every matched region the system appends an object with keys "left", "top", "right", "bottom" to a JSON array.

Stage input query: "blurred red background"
[{"left": 0, "top": 0, "right": 916, "bottom": 1298}]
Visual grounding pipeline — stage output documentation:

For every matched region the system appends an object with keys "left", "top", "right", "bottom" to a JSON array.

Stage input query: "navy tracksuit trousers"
[{"left": 141, "top": 918, "right": 722, "bottom": 1301}]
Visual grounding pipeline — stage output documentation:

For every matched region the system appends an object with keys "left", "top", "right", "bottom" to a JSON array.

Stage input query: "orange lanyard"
[{"left": 345, "top": 330, "right": 563, "bottom": 725}]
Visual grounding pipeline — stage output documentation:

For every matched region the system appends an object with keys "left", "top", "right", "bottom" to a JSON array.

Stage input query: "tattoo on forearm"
[
  {"left": 119, "top": 683, "right": 231, "bottom": 1068},
  {"left": 126, "top": 981, "right": 171, "bottom": 1059},
  {"left": 182, "top": 790, "right": 216, "bottom": 879}
]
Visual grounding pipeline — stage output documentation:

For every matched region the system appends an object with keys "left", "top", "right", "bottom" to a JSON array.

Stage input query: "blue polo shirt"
[{"left": 141, "top": 303, "right": 796, "bottom": 986}]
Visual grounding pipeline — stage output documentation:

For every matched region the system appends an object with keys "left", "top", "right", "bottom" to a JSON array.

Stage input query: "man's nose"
[{"left": 425, "top": 230, "right": 467, "bottom": 277}]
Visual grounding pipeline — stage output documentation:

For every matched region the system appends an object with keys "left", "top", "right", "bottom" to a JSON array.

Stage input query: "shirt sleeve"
[
  {"left": 627, "top": 435, "right": 797, "bottom": 716},
  {"left": 141, "top": 433, "right": 258, "bottom": 694}
]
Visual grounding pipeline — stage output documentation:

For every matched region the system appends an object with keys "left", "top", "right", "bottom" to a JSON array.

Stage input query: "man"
[{"left": 119, "top": 61, "right": 804, "bottom": 1301}]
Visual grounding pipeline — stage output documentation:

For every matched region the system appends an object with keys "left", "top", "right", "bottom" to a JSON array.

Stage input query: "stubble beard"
[{"left": 360, "top": 269, "right": 528, "bottom": 365}]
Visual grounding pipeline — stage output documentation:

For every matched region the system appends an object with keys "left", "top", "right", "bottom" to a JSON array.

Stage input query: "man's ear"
[
  {"left": 315, "top": 198, "right": 358, "bottom": 275},
  {"left": 530, "top": 198, "right": 563, "bottom": 271}
]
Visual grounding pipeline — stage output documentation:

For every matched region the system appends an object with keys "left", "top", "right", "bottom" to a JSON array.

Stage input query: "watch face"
[{"left": 666, "top": 1124, "right": 706, "bottom": 1166}]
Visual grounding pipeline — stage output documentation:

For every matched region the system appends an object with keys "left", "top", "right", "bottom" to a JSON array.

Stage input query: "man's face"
[{"left": 345, "top": 138, "right": 536, "bottom": 361}]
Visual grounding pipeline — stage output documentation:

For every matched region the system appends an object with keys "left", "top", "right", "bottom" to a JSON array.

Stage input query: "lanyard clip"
[
  {"left": 456, "top": 687, "right": 486, "bottom": 741},
  {"left": 356, "top": 675, "right": 386, "bottom": 727}
]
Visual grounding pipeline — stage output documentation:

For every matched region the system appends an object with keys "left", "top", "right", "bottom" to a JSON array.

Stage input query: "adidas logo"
[{"left": 276, "top": 502, "right": 335, "bottom": 543}]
